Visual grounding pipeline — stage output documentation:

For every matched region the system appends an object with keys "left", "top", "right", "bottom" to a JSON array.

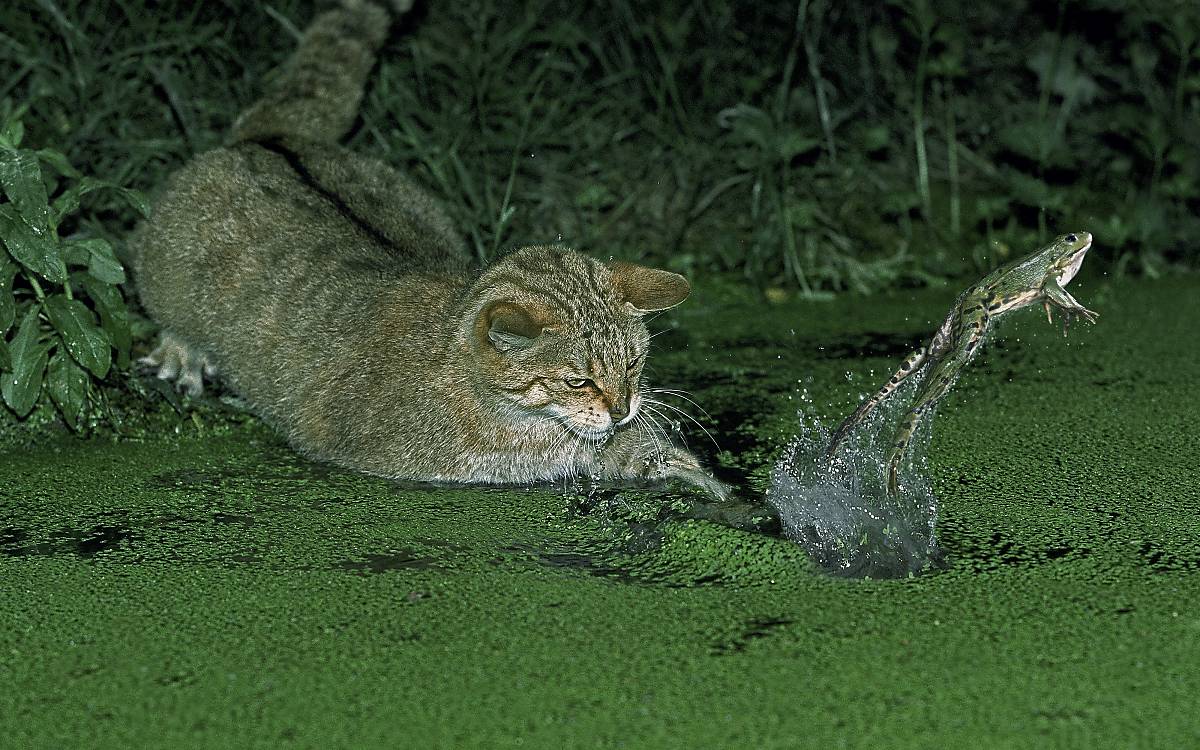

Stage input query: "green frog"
[{"left": 825, "top": 232, "right": 1099, "bottom": 495}]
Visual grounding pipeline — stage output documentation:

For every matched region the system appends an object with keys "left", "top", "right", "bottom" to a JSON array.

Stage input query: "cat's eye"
[
  {"left": 627, "top": 356, "right": 641, "bottom": 371},
  {"left": 564, "top": 377, "right": 592, "bottom": 389}
]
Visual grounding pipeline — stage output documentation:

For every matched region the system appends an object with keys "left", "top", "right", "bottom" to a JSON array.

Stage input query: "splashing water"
[{"left": 767, "top": 376, "right": 946, "bottom": 578}]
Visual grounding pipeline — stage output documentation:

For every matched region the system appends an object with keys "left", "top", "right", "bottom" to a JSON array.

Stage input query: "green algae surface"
[{"left": 3, "top": 277, "right": 1199, "bottom": 748}]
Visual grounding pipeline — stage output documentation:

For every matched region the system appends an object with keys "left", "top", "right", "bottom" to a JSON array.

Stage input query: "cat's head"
[{"left": 462, "top": 246, "right": 689, "bottom": 438}]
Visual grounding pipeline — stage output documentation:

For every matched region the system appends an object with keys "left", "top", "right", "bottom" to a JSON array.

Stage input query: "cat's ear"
[
  {"left": 609, "top": 262, "right": 691, "bottom": 314},
  {"left": 481, "top": 300, "right": 551, "bottom": 352}
]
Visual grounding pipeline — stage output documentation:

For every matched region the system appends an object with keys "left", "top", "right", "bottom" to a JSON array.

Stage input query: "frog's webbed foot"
[{"left": 138, "top": 331, "right": 216, "bottom": 397}]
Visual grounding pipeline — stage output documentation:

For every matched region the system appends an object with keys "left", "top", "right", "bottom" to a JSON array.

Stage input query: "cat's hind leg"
[{"left": 139, "top": 331, "right": 216, "bottom": 397}]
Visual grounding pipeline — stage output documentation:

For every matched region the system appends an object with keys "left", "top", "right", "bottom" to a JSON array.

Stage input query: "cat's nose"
[{"left": 609, "top": 399, "right": 630, "bottom": 423}]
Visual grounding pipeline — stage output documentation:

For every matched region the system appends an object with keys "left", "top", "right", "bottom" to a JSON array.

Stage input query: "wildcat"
[{"left": 131, "top": 0, "right": 727, "bottom": 498}]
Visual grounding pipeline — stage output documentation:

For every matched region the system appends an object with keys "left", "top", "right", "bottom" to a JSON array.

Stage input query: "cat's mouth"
[{"left": 561, "top": 422, "right": 614, "bottom": 440}]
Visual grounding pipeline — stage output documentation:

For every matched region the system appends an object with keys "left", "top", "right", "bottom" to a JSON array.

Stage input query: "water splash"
[{"left": 767, "top": 377, "right": 945, "bottom": 578}]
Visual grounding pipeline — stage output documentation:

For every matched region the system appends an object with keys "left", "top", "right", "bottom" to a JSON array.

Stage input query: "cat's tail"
[{"left": 229, "top": 0, "right": 412, "bottom": 145}]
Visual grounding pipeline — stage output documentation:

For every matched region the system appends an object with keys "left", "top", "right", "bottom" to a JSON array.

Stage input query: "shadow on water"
[
  {"left": 334, "top": 550, "right": 442, "bottom": 573},
  {"left": 1, "top": 524, "right": 134, "bottom": 559}
]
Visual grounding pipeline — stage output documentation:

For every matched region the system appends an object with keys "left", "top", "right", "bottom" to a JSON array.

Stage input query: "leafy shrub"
[{"left": 0, "top": 116, "right": 145, "bottom": 431}]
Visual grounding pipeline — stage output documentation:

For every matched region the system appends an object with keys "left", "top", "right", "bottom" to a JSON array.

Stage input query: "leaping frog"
[{"left": 824, "top": 232, "right": 1099, "bottom": 495}]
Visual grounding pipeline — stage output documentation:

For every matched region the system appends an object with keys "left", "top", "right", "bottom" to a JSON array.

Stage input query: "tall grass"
[{"left": 1, "top": 0, "right": 1196, "bottom": 298}]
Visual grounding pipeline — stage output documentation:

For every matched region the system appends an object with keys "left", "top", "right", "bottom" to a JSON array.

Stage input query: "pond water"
[{"left": 3, "top": 276, "right": 1199, "bottom": 747}]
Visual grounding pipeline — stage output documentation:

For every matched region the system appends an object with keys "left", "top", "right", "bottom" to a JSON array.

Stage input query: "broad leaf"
[
  {"left": 0, "top": 259, "right": 15, "bottom": 334},
  {"left": 87, "top": 239, "right": 126, "bottom": 284},
  {"left": 44, "top": 294, "right": 111, "bottom": 379},
  {"left": 1, "top": 306, "right": 48, "bottom": 417},
  {"left": 47, "top": 348, "right": 89, "bottom": 431},
  {"left": 79, "top": 274, "right": 131, "bottom": 368},
  {"left": 115, "top": 186, "right": 151, "bottom": 218},
  {"left": 0, "top": 147, "right": 51, "bottom": 232},
  {"left": 0, "top": 204, "right": 67, "bottom": 282},
  {"left": 49, "top": 175, "right": 104, "bottom": 228},
  {"left": 62, "top": 242, "right": 88, "bottom": 267},
  {"left": 0, "top": 119, "right": 24, "bottom": 149},
  {"left": 0, "top": 335, "right": 9, "bottom": 371},
  {"left": 35, "top": 148, "right": 82, "bottom": 179},
  {"left": 50, "top": 179, "right": 150, "bottom": 227},
  {"left": 63, "top": 238, "right": 125, "bottom": 283}
]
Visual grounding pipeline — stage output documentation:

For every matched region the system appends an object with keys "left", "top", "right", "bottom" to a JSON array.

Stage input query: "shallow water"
[{"left": 4, "top": 277, "right": 1200, "bottom": 748}]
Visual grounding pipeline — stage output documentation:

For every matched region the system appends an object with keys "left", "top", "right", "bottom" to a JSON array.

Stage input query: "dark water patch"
[
  {"left": 569, "top": 486, "right": 779, "bottom": 536},
  {"left": 1136, "top": 540, "right": 1200, "bottom": 574},
  {"left": 76, "top": 525, "right": 134, "bottom": 557},
  {"left": 713, "top": 332, "right": 919, "bottom": 361},
  {"left": 1, "top": 523, "right": 134, "bottom": 559},
  {"left": 710, "top": 617, "right": 795, "bottom": 655},
  {"left": 533, "top": 550, "right": 638, "bottom": 582},
  {"left": 334, "top": 549, "right": 442, "bottom": 574},
  {"left": 150, "top": 469, "right": 229, "bottom": 489},
  {"left": 503, "top": 541, "right": 728, "bottom": 589},
  {"left": 705, "top": 397, "right": 772, "bottom": 454},
  {"left": 155, "top": 670, "right": 198, "bottom": 688},
  {"left": 1, "top": 526, "right": 29, "bottom": 550},
  {"left": 677, "top": 369, "right": 764, "bottom": 391},
  {"left": 806, "top": 332, "right": 921, "bottom": 360},
  {"left": 212, "top": 511, "right": 255, "bottom": 525},
  {"left": 938, "top": 524, "right": 1091, "bottom": 571}
]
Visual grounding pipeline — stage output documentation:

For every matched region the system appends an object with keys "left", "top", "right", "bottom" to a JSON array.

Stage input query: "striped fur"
[{"left": 132, "top": 2, "right": 727, "bottom": 497}]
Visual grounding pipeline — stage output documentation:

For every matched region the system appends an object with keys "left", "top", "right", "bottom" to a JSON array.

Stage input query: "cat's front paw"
[
  {"left": 139, "top": 332, "right": 216, "bottom": 397},
  {"left": 607, "top": 443, "right": 731, "bottom": 501}
]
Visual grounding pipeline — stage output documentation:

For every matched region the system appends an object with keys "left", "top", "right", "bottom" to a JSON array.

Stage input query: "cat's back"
[
  {"left": 135, "top": 137, "right": 470, "bottom": 337},
  {"left": 138, "top": 137, "right": 468, "bottom": 276}
]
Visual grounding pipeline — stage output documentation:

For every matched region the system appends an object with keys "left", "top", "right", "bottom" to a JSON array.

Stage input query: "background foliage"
[
  {"left": 1, "top": 0, "right": 1197, "bottom": 427},
  {"left": 0, "top": 111, "right": 145, "bottom": 430}
]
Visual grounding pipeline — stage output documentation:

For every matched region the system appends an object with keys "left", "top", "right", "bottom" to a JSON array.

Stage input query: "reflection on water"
[{"left": 768, "top": 377, "right": 945, "bottom": 578}]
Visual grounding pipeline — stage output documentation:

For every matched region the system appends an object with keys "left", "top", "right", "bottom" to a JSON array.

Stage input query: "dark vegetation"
[{"left": 1, "top": 0, "right": 1198, "bottom": 429}]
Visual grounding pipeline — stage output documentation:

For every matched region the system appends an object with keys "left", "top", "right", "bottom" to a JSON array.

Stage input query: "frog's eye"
[
  {"left": 564, "top": 377, "right": 592, "bottom": 389},
  {"left": 1066, "top": 233, "right": 1077, "bottom": 243}
]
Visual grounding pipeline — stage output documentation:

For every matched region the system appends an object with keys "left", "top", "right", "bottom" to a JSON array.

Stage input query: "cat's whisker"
[
  {"left": 640, "top": 403, "right": 687, "bottom": 449},
  {"left": 636, "top": 411, "right": 671, "bottom": 462},
  {"left": 633, "top": 412, "right": 664, "bottom": 457},
  {"left": 645, "top": 387, "right": 715, "bottom": 421},
  {"left": 643, "top": 397, "right": 720, "bottom": 451}
]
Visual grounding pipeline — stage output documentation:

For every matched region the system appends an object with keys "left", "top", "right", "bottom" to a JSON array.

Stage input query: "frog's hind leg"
[
  {"left": 884, "top": 345, "right": 978, "bottom": 495},
  {"left": 139, "top": 331, "right": 216, "bottom": 397},
  {"left": 885, "top": 408, "right": 925, "bottom": 496},
  {"left": 826, "top": 348, "right": 927, "bottom": 458}
]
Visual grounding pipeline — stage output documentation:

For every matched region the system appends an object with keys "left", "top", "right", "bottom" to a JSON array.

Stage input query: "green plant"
[{"left": 0, "top": 114, "right": 145, "bottom": 430}]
